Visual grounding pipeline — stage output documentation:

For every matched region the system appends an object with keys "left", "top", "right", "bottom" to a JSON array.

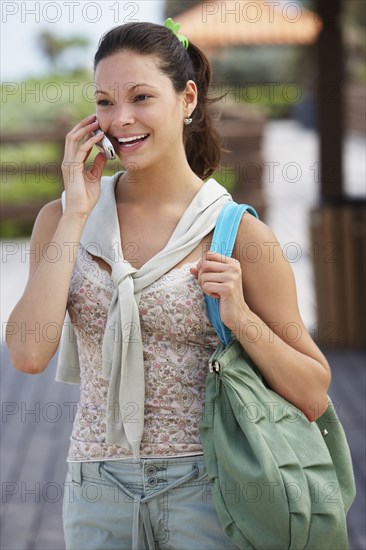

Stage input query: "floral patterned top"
[{"left": 66, "top": 245, "right": 220, "bottom": 461}]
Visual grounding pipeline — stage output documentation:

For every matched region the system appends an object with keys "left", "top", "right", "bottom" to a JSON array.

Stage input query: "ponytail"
[{"left": 184, "top": 42, "right": 222, "bottom": 180}]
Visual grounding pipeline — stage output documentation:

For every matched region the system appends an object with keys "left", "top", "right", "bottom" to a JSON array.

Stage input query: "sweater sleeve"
[{"left": 54, "top": 190, "right": 81, "bottom": 384}]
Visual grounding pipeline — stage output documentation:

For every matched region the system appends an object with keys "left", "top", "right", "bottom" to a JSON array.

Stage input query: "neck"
[{"left": 115, "top": 155, "right": 204, "bottom": 209}]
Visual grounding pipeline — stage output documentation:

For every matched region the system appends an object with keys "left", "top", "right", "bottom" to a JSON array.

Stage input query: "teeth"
[{"left": 117, "top": 134, "right": 148, "bottom": 143}]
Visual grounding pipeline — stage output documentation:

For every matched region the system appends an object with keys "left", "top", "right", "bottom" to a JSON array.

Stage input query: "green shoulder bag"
[{"left": 200, "top": 202, "right": 356, "bottom": 550}]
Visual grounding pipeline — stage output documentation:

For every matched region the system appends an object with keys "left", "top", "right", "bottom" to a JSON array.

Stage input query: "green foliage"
[
  {"left": 212, "top": 45, "right": 307, "bottom": 84},
  {"left": 1, "top": 174, "right": 59, "bottom": 203},
  {"left": 37, "top": 31, "right": 90, "bottom": 74},
  {"left": 0, "top": 219, "right": 36, "bottom": 240},
  {"left": 210, "top": 45, "right": 310, "bottom": 118},
  {"left": 2, "top": 142, "right": 59, "bottom": 164},
  {"left": 1, "top": 72, "right": 95, "bottom": 132},
  {"left": 211, "top": 80, "right": 300, "bottom": 119}
]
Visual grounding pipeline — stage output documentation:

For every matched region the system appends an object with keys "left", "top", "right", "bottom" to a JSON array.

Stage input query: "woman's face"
[{"left": 94, "top": 51, "right": 197, "bottom": 171}]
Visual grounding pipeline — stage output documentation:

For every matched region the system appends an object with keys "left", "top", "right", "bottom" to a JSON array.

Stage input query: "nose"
[{"left": 112, "top": 102, "right": 135, "bottom": 128}]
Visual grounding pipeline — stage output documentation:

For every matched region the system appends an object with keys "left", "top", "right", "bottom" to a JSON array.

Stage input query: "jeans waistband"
[{"left": 68, "top": 457, "right": 207, "bottom": 550}]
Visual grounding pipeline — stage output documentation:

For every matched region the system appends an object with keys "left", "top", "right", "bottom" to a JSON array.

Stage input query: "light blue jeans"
[{"left": 62, "top": 455, "right": 239, "bottom": 550}]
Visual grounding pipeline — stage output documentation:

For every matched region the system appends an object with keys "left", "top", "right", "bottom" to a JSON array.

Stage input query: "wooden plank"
[
  {"left": 323, "top": 348, "right": 366, "bottom": 550},
  {"left": 1, "top": 346, "right": 79, "bottom": 550}
]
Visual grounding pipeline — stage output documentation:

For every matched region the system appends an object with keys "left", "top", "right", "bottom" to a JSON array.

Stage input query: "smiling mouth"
[{"left": 117, "top": 134, "right": 150, "bottom": 147}]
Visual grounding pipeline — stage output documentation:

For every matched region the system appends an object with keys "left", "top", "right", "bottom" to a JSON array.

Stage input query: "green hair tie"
[{"left": 164, "top": 18, "right": 189, "bottom": 50}]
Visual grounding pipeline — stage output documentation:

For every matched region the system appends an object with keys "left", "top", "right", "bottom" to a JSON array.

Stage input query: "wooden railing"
[{"left": 1, "top": 124, "right": 68, "bottom": 225}]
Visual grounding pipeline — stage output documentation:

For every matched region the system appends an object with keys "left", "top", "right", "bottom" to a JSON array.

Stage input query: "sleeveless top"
[{"left": 66, "top": 245, "right": 221, "bottom": 461}]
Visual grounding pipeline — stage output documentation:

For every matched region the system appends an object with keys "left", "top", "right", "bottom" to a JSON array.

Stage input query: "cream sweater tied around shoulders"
[{"left": 55, "top": 171, "right": 232, "bottom": 458}]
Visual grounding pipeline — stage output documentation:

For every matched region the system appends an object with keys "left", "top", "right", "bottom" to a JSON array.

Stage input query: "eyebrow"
[{"left": 94, "top": 83, "right": 157, "bottom": 96}]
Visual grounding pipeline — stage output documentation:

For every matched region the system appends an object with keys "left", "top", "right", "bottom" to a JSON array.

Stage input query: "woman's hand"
[
  {"left": 190, "top": 250, "right": 251, "bottom": 332},
  {"left": 61, "top": 113, "right": 108, "bottom": 218}
]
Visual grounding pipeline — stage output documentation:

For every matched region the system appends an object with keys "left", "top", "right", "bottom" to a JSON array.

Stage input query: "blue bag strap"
[{"left": 204, "top": 201, "right": 259, "bottom": 346}]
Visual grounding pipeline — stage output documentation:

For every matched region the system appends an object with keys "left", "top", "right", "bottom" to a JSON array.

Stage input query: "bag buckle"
[{"left": 209, "top": 360, "right": 220, "bottom": 373}]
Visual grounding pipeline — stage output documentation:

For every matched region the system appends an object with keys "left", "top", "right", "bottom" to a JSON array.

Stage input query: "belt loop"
[
  {"left": 97, "top": 461, "right": 104, "bottom": 477},
  {"left": 70, "top": 462, "right": 82, "bottom": 486}
]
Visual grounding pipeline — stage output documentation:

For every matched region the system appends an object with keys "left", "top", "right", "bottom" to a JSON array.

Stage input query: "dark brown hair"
[{"left": 94, "top": 22, "right": 222, "bottom": 180}]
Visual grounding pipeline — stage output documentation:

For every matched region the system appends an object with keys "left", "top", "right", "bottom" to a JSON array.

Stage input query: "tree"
[
  {"left": 38, "top": 31, "right": 90, "bottom": 73},
  {"left": 165, "top": 0, "right": 201, "bottom": 18}
]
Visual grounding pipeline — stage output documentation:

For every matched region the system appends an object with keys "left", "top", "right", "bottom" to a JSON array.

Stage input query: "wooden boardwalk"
[{"left": 1, "top": 345, "right": 79, "bottom": 550}]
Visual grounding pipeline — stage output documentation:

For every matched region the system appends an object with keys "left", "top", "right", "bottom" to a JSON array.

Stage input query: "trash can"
[{"left": 309, "top": 200, "right": 366, "bottom": 348}]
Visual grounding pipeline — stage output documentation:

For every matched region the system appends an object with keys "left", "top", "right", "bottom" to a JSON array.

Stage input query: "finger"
[
  {"left": 68, "top": 120, "right": 100, "bottom": 146},
  {"left": 201, "top": 259, "right": 227, "bottom": 271},
  {"left": 67, "top": 131, "right": 105, "bottom": 165},
  {"left": 79, "top": 131, "right": 105, "bottom": 150},
  {"left": 195, "top": 258, "right": 203, "bottom": 271},
  {"left": 204, "top": 250, "right": 230, "bottom": 261},
  {"left": 200, "top": 259, "right": 239, "bottom": 275},
  {"left": 189, "top": 265, "right": 198, "bottom": 277},
  {"left": 86, "top": 152, "right": 108, "bottom": 181},
  {"left": 204, "top": 250, "right": 241, "bottom": 266},
  {"left": 198, "top": 268, "right": 242, "bottom": 296},
  {"left": 201, "top": 270, "right": 228, "bottom": 280},
  {"left": 64, "top": 119, "right": 100, "bottom": 154},
  {"left": 196, "top": 252, "right": 240, "bottom": 270},
  {"left": 201, "top": 281, "right": 225, "bottom": 298},
  {"left": 68, "top": 114, "right": 98, "bottom": 135}
]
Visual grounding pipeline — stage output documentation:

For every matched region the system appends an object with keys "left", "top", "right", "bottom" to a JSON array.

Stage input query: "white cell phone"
[{"left": 92, "top": 129, "right": 116, "bottom": 160}]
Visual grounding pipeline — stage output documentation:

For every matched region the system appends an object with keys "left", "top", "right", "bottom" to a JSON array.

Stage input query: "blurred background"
[{"left": 1, "top": 1, "right": 365, "bottom": 548}]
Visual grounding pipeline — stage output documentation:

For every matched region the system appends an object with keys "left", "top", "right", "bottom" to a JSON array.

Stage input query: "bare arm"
[
  {"left": 5, "top": 114, "right": 107, "bottom": 374},
  {"left": 5, "top": 203, "right": 88, "bottom": 373}
]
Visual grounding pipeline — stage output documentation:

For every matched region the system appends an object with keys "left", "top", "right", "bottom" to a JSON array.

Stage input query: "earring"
[{"left": 184, "top": 116, "right": 193, "bottom": 125}]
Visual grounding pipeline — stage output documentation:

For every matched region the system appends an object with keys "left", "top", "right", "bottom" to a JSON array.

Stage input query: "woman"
[{"left": 6, "top": 20, "right": 331, "bottom": 550}]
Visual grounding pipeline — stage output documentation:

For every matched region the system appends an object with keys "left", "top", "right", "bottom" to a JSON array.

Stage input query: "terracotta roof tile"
[{"left": 176, "top": 0, "right": 322, "bottom": 47}]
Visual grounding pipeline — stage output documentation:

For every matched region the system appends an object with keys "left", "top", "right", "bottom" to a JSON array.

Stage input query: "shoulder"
[
  {"left": 39, "top": 197, "right": 63, "bottom": 215},
  {"left": 234, "top": 209, "right": 298, "bottom": 323},
  {"left": 234, "top": 208, "right": 289, "bottom": 284},
  {"left": 33, "top": 198, "right": 63, "bottom": 234},
  {"left": 25, "top": 199, "right": 63, "bottom": 287},
  {"left": 234, "top": 209, "right": 279, "bottom": 267}
]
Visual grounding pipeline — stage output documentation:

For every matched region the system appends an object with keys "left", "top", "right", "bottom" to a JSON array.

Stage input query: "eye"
[
  {"left": 135, "top": 95, "right": 150, "bottom": 102},
  {"left": 96, "top": 99, "right": 111, "bottom": 106}
]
